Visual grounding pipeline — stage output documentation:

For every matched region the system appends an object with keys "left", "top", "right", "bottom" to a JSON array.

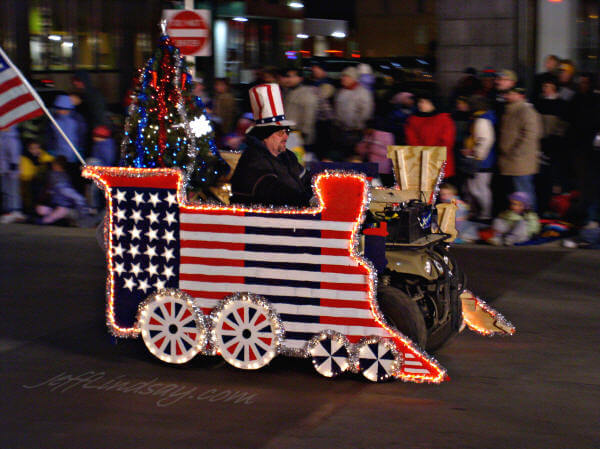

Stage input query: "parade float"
[{"left": 83, "top": 29, "right": 514, "bottom": 383}]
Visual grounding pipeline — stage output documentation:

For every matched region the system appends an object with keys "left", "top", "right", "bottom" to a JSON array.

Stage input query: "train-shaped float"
[{"left": 83, "top": 146, "right": 514, "bottom": 383}]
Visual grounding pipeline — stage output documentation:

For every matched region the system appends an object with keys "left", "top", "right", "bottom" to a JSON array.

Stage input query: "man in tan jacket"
[{"left": 498, "top": 86, "right": 542, "bottom": 210}]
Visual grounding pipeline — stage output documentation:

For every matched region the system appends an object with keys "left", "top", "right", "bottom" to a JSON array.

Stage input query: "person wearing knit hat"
[
  {"left": 488, "top": 191, "right": 540, "bottom": 245},
  {"left": 49, "top": 94, "right": 87, "bottom": 165},
  {"left": 331, "top": 65, "right": 374, "bottom": 160},
  {"left": 230, "top": 83, "right": 312, "bottom": 207},
  {"left": 404, "top": 89, "right": 457, "bottom": 179}
]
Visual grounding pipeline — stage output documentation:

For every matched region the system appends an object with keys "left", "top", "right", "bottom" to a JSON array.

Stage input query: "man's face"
[
  {"left": 264, "top": 129, "right": 289, "bottom": 157},
  {"left": 340, "top": 74, "right": 354, "bottom": 88},
  {"left": 311, "top": 65, "right": 326, "bottom": 79},
  {"left": 496, "top": 77, "right": 515, "bottom": 92},
  {"left": 541, "top": 82, "right": 557, "bottom": 97},
  {"left": 284, "top": 71, "right": 302, "bottom": 88},
  {"left": 504, "top": 91, "right": 523, "bottom": 103},
  {"left": 545, "top": 56, "right": 559, "bottom": 72}
]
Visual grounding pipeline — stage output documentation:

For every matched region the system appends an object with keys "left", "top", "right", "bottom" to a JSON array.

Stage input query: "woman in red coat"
[{"left": 405, "top": 92, "right": 456, "bottom": 178}]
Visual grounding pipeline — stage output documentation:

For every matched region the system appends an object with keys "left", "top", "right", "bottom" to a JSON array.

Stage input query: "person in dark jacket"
[{"left": 230, "top": 83, "right": 312, "bottom": 207}]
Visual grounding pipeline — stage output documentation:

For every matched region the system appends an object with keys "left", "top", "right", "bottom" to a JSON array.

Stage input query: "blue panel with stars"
[{"left": 110, "top": 187, "right": 180, "bottom": 327}]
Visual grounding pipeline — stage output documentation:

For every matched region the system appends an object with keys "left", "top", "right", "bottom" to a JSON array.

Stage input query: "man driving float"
[{"left": 230, "top": 83, "right": 312, "bottom": 207}]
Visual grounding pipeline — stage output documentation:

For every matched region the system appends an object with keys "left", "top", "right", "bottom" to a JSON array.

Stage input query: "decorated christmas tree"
[{"left": 121, "top": 28, "right": 228, "bottom": 192}]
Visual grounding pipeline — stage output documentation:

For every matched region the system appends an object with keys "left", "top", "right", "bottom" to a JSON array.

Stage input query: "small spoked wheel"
[
  {"left": 138, "top": 290, "right": 207, "bottom": 364},
  {"left": 307, "top": 332, "right": 350, "bottom": 378},
  {"left": 357, "top": 337, "right": 403, "bottom": 382},
  {"left": 212, "top": 295, "right": 282, "bottom": 370}
]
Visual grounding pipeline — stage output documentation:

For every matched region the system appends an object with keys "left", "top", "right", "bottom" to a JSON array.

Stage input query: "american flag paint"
[{"left": 83, "top": 166, "right": 445, "bottom": 382}]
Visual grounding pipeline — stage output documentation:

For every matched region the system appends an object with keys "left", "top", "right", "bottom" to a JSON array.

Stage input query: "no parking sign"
[{"left": 162, "top": 9, "right": 211, "bottom": 57}]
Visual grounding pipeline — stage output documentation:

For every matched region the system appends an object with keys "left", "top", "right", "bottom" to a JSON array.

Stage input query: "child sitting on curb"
[
  {"left": 35, "top": 156, "right": 90, "bottom": 225},
  {"left": 488, "top": 191, "right": 540, "bottom": 246}
]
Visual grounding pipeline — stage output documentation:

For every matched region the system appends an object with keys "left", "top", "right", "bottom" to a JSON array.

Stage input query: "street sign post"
[{"left": 162, "top": 9, "right": 212, "bottom": 57}]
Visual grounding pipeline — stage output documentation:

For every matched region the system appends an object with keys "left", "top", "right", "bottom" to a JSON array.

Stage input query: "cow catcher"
[{"left": 83, "top": 150, "right": 514, "bottom": 383}]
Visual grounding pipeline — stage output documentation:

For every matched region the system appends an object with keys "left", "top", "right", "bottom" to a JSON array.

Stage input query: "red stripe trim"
[
  {"left": 182, "top": 290, "right": 229, "bottom": 300},
  {"left": 265, "top": 84, "right": 279, "bottom": 119},
  {"left": 0, "top": 76, "right": 22, "bottom": 94},
  {"left": 321, "top": 248, "right": 349, "bottom": 256},
  {"left": 180, "top": 240, "right": 245, "bottom": 250},
  {"left": 321, "top": 264, "right": 368, "bottom": 275},
  {"left": 252, "top": 87, "right": 262, "bottom": 119},
  {"left": 100, "top": 174, "right": 180, "bottom": 189},
  {"left": 179, "top": 223, "right": 245, "bottom": 233},
  {"left": 180, "top": 207, "right": 245, "bottom": 217},
  {"left": 321, "top": 230, "right": 353, "bottom": 240},
  {"left": 179, "top": 273, "right": 245, "bottom": 283},
  {"left": 0, "top": 107, "right": 43, "bottom": 131},
  {"left": 200, "top": 307, "right": 213, "bottom": 315},
  {"left": 320, "top": 298, "right": 371, "bottom": 310},
  {"left": 180, "top": 256, "right": 245, "bottom": 267},
  {"left": 0, "top": 92, "right": 35, "bottom": 116},
  {"left": 320, "top": 316, "right": 380, "bottom": 327},
  {"left": 321, "top": 282, "right": 369, "bottom": 292}
]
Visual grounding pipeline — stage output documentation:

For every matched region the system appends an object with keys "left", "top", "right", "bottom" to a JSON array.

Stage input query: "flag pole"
[{"left": 0, "top": 46, "right": 86, "bottom": 166}]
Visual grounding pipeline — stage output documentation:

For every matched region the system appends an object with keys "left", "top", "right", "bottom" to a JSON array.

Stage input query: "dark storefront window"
[
  {"left": 28, "top": 0, "right": 123, "bottom": 71},
  {"left": 576, "top": 0, "right": 600, "bottom": 73}
]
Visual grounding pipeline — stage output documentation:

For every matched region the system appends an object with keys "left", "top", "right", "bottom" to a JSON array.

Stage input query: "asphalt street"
[{"left": 1, "top": 224, "right": 598, "bottom": 448}]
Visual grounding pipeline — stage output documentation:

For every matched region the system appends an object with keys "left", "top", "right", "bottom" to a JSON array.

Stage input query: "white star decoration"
[
  {"left": 163, "top": 265, "right": 174, "bottom": 279},
  {"left": 137, "top": 278, "right": 150, "bottom": 293},
  {"left": 146, "top": 228, "right": 158, "bottom": 241},
  {"left": 123, "top": 276, "right": 136, "bottom": 292},
  {"left": 113, "top": 243, "right": 124, "bottom": 258},
  {"left": 144, "top": 244, "right": 157, "bottom": 259},
  {"left": 113, "top": 224, "right": 125, "bottom": 239},
  {"left": 148, "top": 210, "right": 159, "bottom": 224},
  {"left": 154, "top": 278, "right": 166, "bottom": 290},
  {"left": 148, "top": 192, "right": 160, "bottom": 207},
  {"left": 190, "top": 114, "right": 212, "bottom": 137},
  {"left": 133, "top": 191, "right": 145, "bottom": 206},
  {"left": 147, "top": 262, "right": 159, "bottom": 277},
  {"left": 162, "top": 247, "right": 174, "bottom": 262},
  {"left": 128, "top": 244, "right": 140, "bottom": 258},
  {"left": 165, "top": 211, "right": 176, "bottom": 226},
  {"left": 114, "top": 189, "right": 127, "bottom": 203},
  {"left": 163, "top": 229, "right": 175, "bottom": 244},
  {"left": 165, "top": 192, "right": 177, "bottom": 206},
  {"left": 114, "top": 261, "right": 125, "bottom": 276},
  {"left": 130, "top": 262, "right": 142, "bottom": 277},
  {"left": 115, "top": 208, "right": 126, "bottom": 222},
  {"left": 130, "top": 226, "right": 142, "bottom": 241},
  {"left": 131, "top": 209, "right": 143, "bottom": 223}
]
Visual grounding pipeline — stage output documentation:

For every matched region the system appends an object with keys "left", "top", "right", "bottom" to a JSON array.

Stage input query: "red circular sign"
[{"left": 167, "top": 10, "right": 209, "bottom": 56}]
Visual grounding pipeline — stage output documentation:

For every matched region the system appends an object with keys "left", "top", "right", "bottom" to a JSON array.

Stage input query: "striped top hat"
[{"left": 246, "top": 83, "right": 295, "bottom": 134}]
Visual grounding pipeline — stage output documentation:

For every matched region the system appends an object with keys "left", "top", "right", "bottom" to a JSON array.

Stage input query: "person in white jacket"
[{"left": 461, "top": 95, "right": 497, "bottom": 221}]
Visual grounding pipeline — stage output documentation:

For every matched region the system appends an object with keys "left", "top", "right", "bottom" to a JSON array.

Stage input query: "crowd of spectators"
[
  {"left": 1, "top": 57, "right": 599, "bottom": 247},
  {"left": 207, "top": 57, "right": 598, "bottom": 247},
  {"left": 0, "top": 70, "right": 116, "bottom": 226}
]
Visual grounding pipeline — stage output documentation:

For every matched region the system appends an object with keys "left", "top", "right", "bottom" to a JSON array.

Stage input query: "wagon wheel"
[
  {"left": 307, "top": 331, "right": 351, "bottom": 378},
  {"left": 138, "top": 290, "right": 207, "bottom": 364},
  {"left": 212, "top": 295, "right": 283, "bottom": 370},
  {"left": 356, "top": 337, "right": 403, "bottom": 382}
]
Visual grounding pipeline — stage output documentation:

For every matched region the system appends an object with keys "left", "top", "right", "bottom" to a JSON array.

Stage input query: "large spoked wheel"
[
  {"left": 138, "top": 290, "right": 207, "bottom": 364},
  {"left": 307, "top": 331, "right": 351, "bottom": 378},
  {"left": 356, "top": 337, "right": 403, "bottom": 382},
  {"left": 211, "top": 294, "right": 283, "bottom": 370}
]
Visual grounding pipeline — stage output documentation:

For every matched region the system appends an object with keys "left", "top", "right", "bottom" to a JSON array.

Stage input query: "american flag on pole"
[{"left": 0, "top": 48, "right": 43, "bottom": 130}]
